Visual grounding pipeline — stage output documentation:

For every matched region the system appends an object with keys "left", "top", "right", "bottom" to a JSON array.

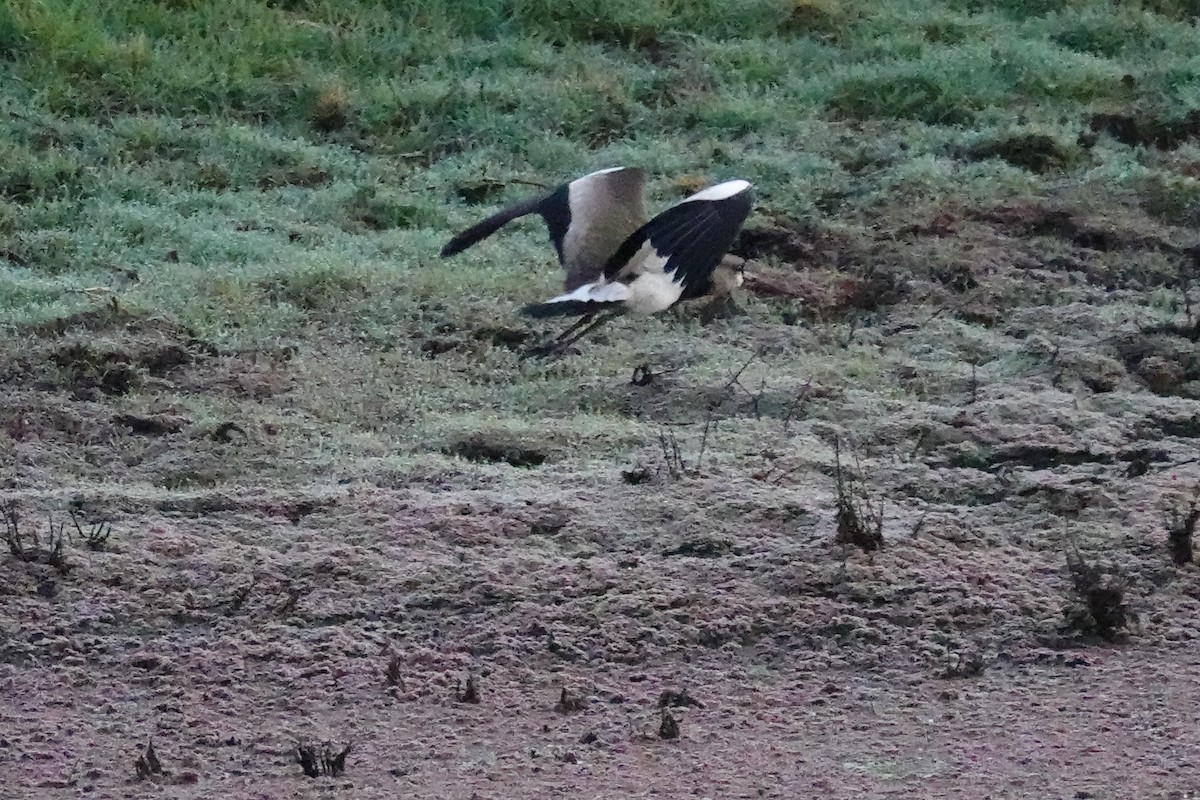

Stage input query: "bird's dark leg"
[
  {"left": 521, "top": 313, "right": 595, "bottom": 360},
  {"left": 548, "top": 313, "right": 597, "bottom": 348},
  {"left": 550, "top": 309, "right": 622, "bottom": 353},
  {"left": 523, "top": 309, "right": 622, "bottom": 360}
]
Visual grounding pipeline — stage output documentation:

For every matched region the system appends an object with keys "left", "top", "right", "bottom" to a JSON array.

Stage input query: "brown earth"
[{"left": 3, "top": 198, "right": 1200, "bottom": 798}]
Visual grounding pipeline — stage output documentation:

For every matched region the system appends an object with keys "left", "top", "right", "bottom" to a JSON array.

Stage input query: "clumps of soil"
[
  {"left": 1112, "top": 331, "right": 1200, "bottom": 398},
  {"left": 965, "top": 133, "right": 1080, "bottom": 173},
  {"left": 414, "top": 321, "right": 533, "bottom": 358},
  {"left": 658, "top": 688, "right": 704, "bottom": 709},
  {"left": 530, "top": 511, "right": 569, "bottom": 537},
  {"left": 49, "top": 343, "right": 142, "bottom": 398},
  {"left": 972, "top": 201, "right": 1166, "bottom": 253},
  {"left": 1048, "top": 348, "right": 1130, "bottom": 395},
  {"left": 821, "top": 268, "right": 907, "bottom": 315},
  {"left": 455, "top": 674, "right": 480, "bottom": 704},
  {"left": 473, "top": 326, "right": 531, "bottom": 350},
  {"left": 621, "top": 465, "right": 652, "bottom": 485},
  {"left": 1062, "top": 539, "right": 1130, "bottom": 641},
  {"left": 112, "top": 412, "right": 190, "bottom": 436},
  {"left": 11, "top": 310, "right": 213, "bottom": 401},
  {"left": 454, "top": 179, "right": 508, "bottom": 205},
  {"left": 731, "top": 218, "right": 826, "bottom": 264},
  {"left": 938, "top": 650, "right": 986, "bottom": 679},
  {"left": 263, "top": 498, "right": 336, "bottom": 525},
  {"left": 981, "top": 443, "right": 1113, "bottom": 471},
  {"left": 296, "top": 742, "right": 351, "bottom": 778},
  {"left": 663, "top": 537, "right": 732, "bottom": 558},
  {"left": 420, "top": 336, "right": 460, "bottom": 358},
  {"left": 446, "top": 433, "right": 547, "bottom": 468},
  {"left": 1089, "top": 107, "right": 1200, "bottom": 151},
  {"left": 554, "top": 688, "right": 587, "bottom": 713}
]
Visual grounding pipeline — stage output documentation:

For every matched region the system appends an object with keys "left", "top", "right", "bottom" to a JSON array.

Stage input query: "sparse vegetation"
[
  {"left": 658, "top": 709, "right": 680, "bottom": 740},
  {"left": 69, "top": 508, "right": 112, "bottom": 551},
  {"left": 133, "top": 740, "right": 164, "bottom": 781},
  {"left": 1062, "top": 535, "right": 1130, "bottom": 641},
  {"left": 296, "top": 742, "right": 351, "bottom": 779},
  {"left": 385, "top": 651, "right": 405, "bottom": 691},
  {"left": 833, "top": 439, "right": 884, "bottom": 554},
  {"left": 1166, "top": 496, "right": 1198, "bottom": 565},
  {"left": 3, "top": 499, "right": 73, "bottom": 575}
]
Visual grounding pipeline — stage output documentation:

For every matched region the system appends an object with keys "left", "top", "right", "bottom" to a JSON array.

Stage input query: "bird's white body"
[{"left": 545, "top": 244, "right": 678, "bottom": 314}]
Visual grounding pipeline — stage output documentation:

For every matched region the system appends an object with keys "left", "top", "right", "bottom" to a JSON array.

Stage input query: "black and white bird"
[{"left": 440, "top": 167, "right": 753, "bottom": 357}]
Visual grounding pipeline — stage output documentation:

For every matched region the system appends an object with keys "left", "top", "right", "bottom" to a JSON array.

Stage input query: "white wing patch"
[
  {"left": 581, "top": 166, "right": 628, "bottom": 178},
  {"left": 681, "top": 179, "right": 751, "bottom": 203},
  {"left": 619, "top": 246, "right": 680, "bottom": 314}
]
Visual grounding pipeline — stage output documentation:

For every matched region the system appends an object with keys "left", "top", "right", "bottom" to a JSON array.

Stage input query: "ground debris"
[
  {"left": 1063, "top": 536, "right": 1130, "bottom": 641},
  {"left": 658, "top": 688, "right": 704, "bottom": 709},
  {"left": 446, "top": 433, "right": 547, "bottom": 468},
  {"left": 658, "top": 710, "right": 680, "bottom": 740},
  {"left": 113, "top": 412, "right": 191, "bottom": 436},
  {"left": 554, "top": 687, "right": 586, "bottom": 713},
  {"left": 455, "top": 674, "right": 480, "bottom": 704}
]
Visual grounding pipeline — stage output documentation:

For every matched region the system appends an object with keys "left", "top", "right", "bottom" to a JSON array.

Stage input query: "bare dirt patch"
[{"left": 4, "top": 198, "right": 1200, "bottom": 799}]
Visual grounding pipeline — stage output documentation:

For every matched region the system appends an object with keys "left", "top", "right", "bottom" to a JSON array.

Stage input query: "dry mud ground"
[{"left": 3, "top": 198, "right": 1200, "bottom": 798}]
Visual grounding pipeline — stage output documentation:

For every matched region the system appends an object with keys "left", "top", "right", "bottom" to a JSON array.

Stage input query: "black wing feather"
[{"left": 602, "top": 186, "right": 752, "bottom": 301}]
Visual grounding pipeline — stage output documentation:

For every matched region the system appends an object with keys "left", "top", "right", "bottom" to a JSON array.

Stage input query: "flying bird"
[{"left": 440, "top": 167, "right": 754, "bottom": 357}]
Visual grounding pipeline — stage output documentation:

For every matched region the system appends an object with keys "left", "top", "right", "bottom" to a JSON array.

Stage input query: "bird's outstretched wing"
[
  {"left": 556, "top": 167, "right": 646, "bottom": 290},
  {"left": 603, "top": 179, "right": 753, "bottom": 306},
  {"left": 440, "top": 167, "right": 647, "bottom": 291},
  {"left": 523, "top": 179, "right": 753, "bottom": 318}
]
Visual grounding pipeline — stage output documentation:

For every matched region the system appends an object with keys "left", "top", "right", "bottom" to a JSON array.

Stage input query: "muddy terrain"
[{"left": 3, "top": 193, "right": 1200, "bottom": 799}]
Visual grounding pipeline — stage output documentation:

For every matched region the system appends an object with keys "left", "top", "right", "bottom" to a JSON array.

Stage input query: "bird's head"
[{"left": 721, "top": 254, "right": 758, "bottom": 287}]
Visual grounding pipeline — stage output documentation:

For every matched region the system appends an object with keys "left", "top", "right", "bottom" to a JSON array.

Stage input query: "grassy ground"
[{"left": 3, "top": 1, "right": 1200, "bottom": 797}]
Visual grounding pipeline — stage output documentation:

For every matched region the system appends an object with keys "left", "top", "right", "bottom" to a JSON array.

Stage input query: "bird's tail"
[
  {"left": 440, "top": 195, "right": 546, "bottom": 257},
  {"left": 522, "top": 299, "right": 614, "bottom": 318},
  {"left": 522, "top": 280, "right": 630, "bottom": 318}
]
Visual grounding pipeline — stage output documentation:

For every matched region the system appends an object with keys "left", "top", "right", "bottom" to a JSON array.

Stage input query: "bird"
[{"left": 440, "top": 167, "right": 754, "bottom": 357}]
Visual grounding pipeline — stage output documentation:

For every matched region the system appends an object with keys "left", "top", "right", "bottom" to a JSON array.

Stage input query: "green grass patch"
[{"left": 4, "top": 0, "right": 1200, "bottom": 479}]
